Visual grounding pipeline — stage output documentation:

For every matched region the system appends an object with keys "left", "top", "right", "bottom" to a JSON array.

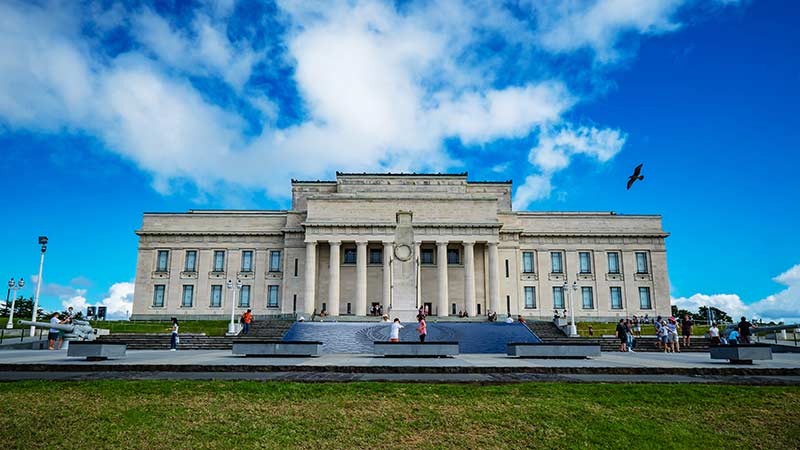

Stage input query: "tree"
[
  {"left": 0, "top": 296, "right": 45, "bottom": 322},
  {"left": 697, "top": 306, "right": 732, "bottom": 324}
]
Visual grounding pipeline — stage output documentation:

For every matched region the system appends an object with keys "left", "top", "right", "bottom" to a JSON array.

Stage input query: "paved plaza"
[{"left": 1, "top": 349, "right": 798, "bottom": 384}]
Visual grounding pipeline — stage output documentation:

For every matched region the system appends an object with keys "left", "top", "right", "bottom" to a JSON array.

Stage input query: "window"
[
  {"left": 552, "top": 287, "right": 565, "bottom": 309},
  {"left": 184, "top": 250, "right": 197, "bottom": 272},
  {"left": 550, "top": 252, "right": 563, "bottom": 273},
  {"left": 610, "top": 287, "right": 623, "bottom": 309},
  {"left": 505, "top": 259, "right": 509, "bottom": 278},
  {"left": 524, "top": 287, "right": 536, "bottom": 309},
  {"left": 267, "top": 285, "right": 279, "bottom": 308},
  {"left": 239, "top": 285, "right": 251, "bottom": 307},
  {"left": 181, "top": 285, "right": 194, "bottom": 307},
  {"left": 294, "top": 258, "right": 298, "bottom": 277},
  {"left": 447, "top": 249, "right": 460, "bottom": 265},
  {"left": 153, "top": 285, "right": 165, "bottom": 307},
  {"left": 156, "top": 250, "right": 169, "bottom": 272},
  {"left": 213, "top": 251, "right": 225, "bottom": 272},
  {"left": 522, "top": 252, "right": 535, "bottom": 273},
  {"left": 420, "top": 249, "right": 434, "bottom": 265},
  {"left": 607, "top": 252, "right": 620, "bottom": 274},
  {"left": 210, "top": 285, "right": 222, "bottom": 308},
  {"left": 579, "top": 252, "right": 591, "bottom": 274},
  {"left": 241, "top": 250, "right": 253, "bottom": 272},
  {"left": 639, "top": 287, "right": 652, "bottom": 309},
  {"left": 636, "top": 252, "right": 649, "bottom": 274},
  {"left": 581, "top": 287, "right": 594, "bottom": 309},
  {"left": 269, "top": 250, "right": 282, "bottom": 272},
  {"left": 343, "top": 248, "right": 357, "bottom": 264},
  {"left": 369, "top": 248, "right": 383, "bottom": 264}
]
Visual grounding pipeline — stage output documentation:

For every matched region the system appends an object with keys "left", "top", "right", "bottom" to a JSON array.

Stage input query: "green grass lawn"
[
  {"left": 0, "top": 381, "right": 797, "bottom": 449},
  {"left": 89, "top": 320, "right": 231, "bottom": 336},
  {"left": 575, "top": 322, "right": 712, "bottom": 337}
]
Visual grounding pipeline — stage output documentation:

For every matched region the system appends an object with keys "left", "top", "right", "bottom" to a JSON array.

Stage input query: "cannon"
[{"left": 18, "top": 319, "right": 97, "bottom": 341}]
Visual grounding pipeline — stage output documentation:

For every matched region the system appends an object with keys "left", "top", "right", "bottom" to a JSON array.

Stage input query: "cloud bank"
[
  {"left": 672, "top": 264, "right": 800, "bottom": 323},
  {"left": 0, "top": 0, "right": 743, "bottom": 207}
]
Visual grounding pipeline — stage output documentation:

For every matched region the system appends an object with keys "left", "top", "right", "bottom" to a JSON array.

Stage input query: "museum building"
[{"left": 130, "top": 172, "right": 671, "bottom": 321}]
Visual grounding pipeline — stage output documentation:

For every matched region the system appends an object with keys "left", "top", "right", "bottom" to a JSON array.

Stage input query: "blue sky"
[{"left": 1, "top": 0, "right": 798, "bottom": 321}]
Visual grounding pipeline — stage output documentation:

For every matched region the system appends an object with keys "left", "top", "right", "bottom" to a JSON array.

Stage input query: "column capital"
[
  {"left": 328, "top": 240, "right": 341, "bottom": 246},
  {"left": 487, "top": 241, "right": 499, "bottom": 247},
  {"left": 462, "top": 240, "right": 476, "bottom": 246},
  {"left": 382, "top": 240, "right": 394, "bottom": 246},
  {"left": 435, "top": 240, "right": 449, "bottom": 247},
  {"left": 355, "top": 240, "right": 368, "bottom": 246},
  {"left": 304, "top": 239, "right": 317, "bottom": 245}
]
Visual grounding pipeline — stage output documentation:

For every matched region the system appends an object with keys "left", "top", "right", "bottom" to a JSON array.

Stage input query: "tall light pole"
[
  {"left": 563, "top": 280, "right": 578, "bottom": 337},
  {"left": 30, "top": 236, "right": 48, "bottom": 337},
  {"left": 227, "top": 279, "right": 242, "bottom": 335},
  {"left": 7, "top": 278, "right": 24, "bottom": 329}
]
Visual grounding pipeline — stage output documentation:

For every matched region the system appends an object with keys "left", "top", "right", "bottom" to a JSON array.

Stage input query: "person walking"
[
  {"left": 615, "top": 319, "right": 628, "bottom": 352},
  {"left": 416, "top": 314, "right": 427, "bottom": 343},
  {"left": 682, "top": 314, "right": 694, "bottom": 348},
  {"left": 709, "top": 322, "right": 721, "bottom": 345},
  {"left": 389, "top": 318, "right": 403, "bottom": 342},
  {"left": 169, "top": 317, "right": 179, "bottom": 351},
  {"left": 241, "top": 309, "right": 253, "bottom": 335},
  {"left": 738, "top": 316, "right": 755, "bottom": 344}
]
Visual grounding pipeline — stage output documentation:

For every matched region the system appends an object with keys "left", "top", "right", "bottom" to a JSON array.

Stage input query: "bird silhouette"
[{"left": 627, "top": 164, "right": 644, "bottom": 190}]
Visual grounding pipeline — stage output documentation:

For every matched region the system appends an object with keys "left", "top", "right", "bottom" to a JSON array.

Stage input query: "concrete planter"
[
  {"left": 373, "top": 341, "right": 459, "bottom": 357},
  {"left": 67, "top": 341, "right": 127, "bottom": 360},
  {"left": 232, "top": 340, "right": 323, "bottom": 357},
  {"left": 710, "top": 344, "right": 773, "bottom": 364},
  {"left": 507, "top": 342, "right": 601, "bottom": 358}
]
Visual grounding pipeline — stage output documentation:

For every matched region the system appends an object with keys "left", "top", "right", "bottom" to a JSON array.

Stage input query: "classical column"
[
  {"left": 355, "top": 241, "right": 368, "bottom": 316},
  {"left": 463, "top": 241, "right": 476, "bottom": 317},
  {"left": 436, "top": 241, "right": 448, "bottom": 316},
  {"left": 415, "top": 241, "right": 422, "bottom": 310},
  {"left": 382, "top": 241, "right": 392, "bottom": 313},
  {"left": 304, "top": 241, "right": 317, "bottom": 314},
  {"left": 488, "top": 242, "right": 501, "bottom": 316},
  {"left": 328, "top": 240, "right": 341, "bottom": 316}
]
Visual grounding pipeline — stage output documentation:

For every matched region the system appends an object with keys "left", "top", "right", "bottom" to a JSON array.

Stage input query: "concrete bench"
[
  {"left": 710, "top": 344, "right": 773, "bottom": 364},
  {"left": 232, "top": 340, "right": 323, "bottom": 357},
  {"left": 67, "top": 341, "right": 127, "bottom": 361},
  {"left": 373, "top": 341, "right": 459, "bottom": 357},
  {"left": 507, "top": 342, "right": 601, "bottom": 359}
]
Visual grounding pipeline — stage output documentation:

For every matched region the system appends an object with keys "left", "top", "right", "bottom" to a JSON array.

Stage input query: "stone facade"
[{"left": 131, "top": 173, "right": 671, "bottom": 321}]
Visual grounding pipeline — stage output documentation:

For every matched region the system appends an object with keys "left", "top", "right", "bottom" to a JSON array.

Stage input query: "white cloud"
[
  {"left": 514, "top": 125, "right": 626, "bottom": 208},
  {"left": 61, "top": 282, "right": 134, "bottom": 320},
  {"left": 672, "top": 264, "right": 800, "bottom": 323}
]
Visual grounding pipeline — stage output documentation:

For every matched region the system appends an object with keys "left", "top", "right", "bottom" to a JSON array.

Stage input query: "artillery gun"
[{"left": 18, "top": 319, "right": 97, "bottom": 341}]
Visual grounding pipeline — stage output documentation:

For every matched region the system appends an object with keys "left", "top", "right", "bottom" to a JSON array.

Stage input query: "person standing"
[
  {"left": 241, "top": 309, "right": 253, "bottom": 335},
  {"left": 738, "top": 316, "right": 755, "bottom": 344},
  {"left": 668, "top": 317, "right": 680, "bottom": 352},
  {"left": 709, "top": 322, "right": 721, "bottom": 345},
  {"left": 653, "top": 316, "right": 663, "bottom": 350},
  {"left": 682, "top": 314, "right": 694, "bottom": 348},
  {"left": 169, "top": 317, "right": 179, "bottom": 351},
  {"left": 389, "top": 318, "right": 403, "bottom": 342},
  {"left": 625, "top": 319, "right": 635, "bottom": 352},
  {"left": 615, "top": 319, "right": 628, "bottom": 352},
  {"left": 47, "top": 312, "right": 61, "bottom": 350},
  {"left": 659, "top": 320, "right": 671, "bottom": 353},
  {"left": 416, "top": 314, "right": 427, "bottom": 343},
  {"left": 632, "top": 315, "right": 641, "bottom": 338}
]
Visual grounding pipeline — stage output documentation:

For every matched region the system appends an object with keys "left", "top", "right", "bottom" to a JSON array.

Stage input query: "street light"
[
  {"left": 227, "top": 279, "right": 242, "bottom": 335},
  {"left": 563, "top": 280, "right": 578, "bottom": 337},
  {"left": 6, "top": 278, "right": 24, "bottom": 329},
  {"left": 30, "top": 236, "right": 48, "bottom": 337}
]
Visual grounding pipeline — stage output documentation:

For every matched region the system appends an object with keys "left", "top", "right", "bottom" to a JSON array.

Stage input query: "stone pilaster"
[
  {"left": 464, "top": 241, "right": 476, "bottom": 317},
  {"left": 304, "top": 241, "right": 317, "bottom": 314},
  {"left": 436, "top": 241, "right": 449, "bottom": 316},
  {"left": 355, "top": 241, "right": 368, "bottom": 316},
  {"left": 382, "top": 241, "right": 392, "bottom": 313},
  {"left": 488, "top": 242, "right": 500, "bottom": 316},
  {"left": 328, "top": 241, "right": 340, "bottom": 316}
]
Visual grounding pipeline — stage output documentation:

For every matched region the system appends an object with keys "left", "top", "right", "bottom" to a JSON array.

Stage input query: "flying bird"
[{"left": 626, "top": 164, "right": 644, "bottom": 190}]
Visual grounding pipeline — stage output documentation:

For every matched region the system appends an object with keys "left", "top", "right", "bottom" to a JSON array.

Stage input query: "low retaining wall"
[
  {"left": 710, "top": 344, "right": 773, "bottom": 364},
  {"left": 373, "top": 341, "right": 459, "bottom": 357},
  {"left": 67, "top": 341, "right": 127, "bottom": 360},
  {"left": 507, "top": 343, "right": 601, "bottom": 358},
  {"left": 232, "top": 341, "right": 322, "bottom": 357}
]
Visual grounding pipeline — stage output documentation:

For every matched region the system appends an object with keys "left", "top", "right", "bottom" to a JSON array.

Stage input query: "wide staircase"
[
  {"left": 525, "top": 321, "right": 711, "bottom": 352},
  {"left": 97, "top": 318, "right": 296, "bottom": 350}
]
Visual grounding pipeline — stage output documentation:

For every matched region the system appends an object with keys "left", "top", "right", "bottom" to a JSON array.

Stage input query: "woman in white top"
[
  {"left": 389, "top": 318, "right": 403, "bottom": 342},
  {"left": 169, "top": 317, "right": 179, "bottom": 351}
]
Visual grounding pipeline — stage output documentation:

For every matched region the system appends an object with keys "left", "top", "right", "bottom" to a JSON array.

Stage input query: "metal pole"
[
  {"left": 567, "top": 282, "right": 577, "bottom": 337},
  {"left": 7, "top": 286, "right": 17, "bottom": 329},
  {"left": 227, "top": 280, "right": 236, "bottom": 335},
  {"left": 30, "top": 250, "right": 46, "bottom": 337}
]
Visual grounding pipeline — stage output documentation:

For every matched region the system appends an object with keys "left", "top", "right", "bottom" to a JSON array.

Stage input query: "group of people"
[
  {"left": 47, "top": 306, "right": 75, "bottom": 350},
  {"left": 369, "top": 305, "right": 385, "bottom": 316},
  {"left": 388, "top": 314, "right": 427, "bottom": 343}
]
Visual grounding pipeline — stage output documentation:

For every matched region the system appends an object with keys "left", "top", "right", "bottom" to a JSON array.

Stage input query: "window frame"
[
  {"left": 184, "top": 250, "right": 197, "bottom": 272},
  {"left": 420, "top": 248, "right": 434, "bottom": 265},
  {"left": 343, "top": 248, "right": 357, "bottom": 265},
  {"left": 635, "top": 252, "right": 649, "bottom": 274},
  {"left": 267, "top": 285, "right": 279, "bottom": 308},
  {"left": 369, "top": 248, "right": 383, "bottom": 265},
  {"left": 579, "top": 251, "right": 592, "bottom": 274},
  {"left": 447, "top": 248, "right": 460, "bottom": 265},
  {"left": 581, "top": 286, "right": 594, "bottom": 309},
  {"left": 610, "top": 287, "right": 623, "bottom": 310},
  {"left": 552, "top": 286, "right": 565, "bottom": 309},
  {"left": 181, "top": 285, "right": 194, "bottom": 308},
  {"left": 210, "top": 285, "right": 223, "bottom": 308},
  {"left": 522, "top": 251, "right": 535, "bottom": 274},
  {"left": 524, "top": 286, "right": 536, "bottom": 309},
  {"left": 550, "top": 251, "right": 563, "bottom": 274},
  {"left": 152, "top": 285, "right": 165, "bottom": 307},
  {"left": 213, "top": 250, "right": 226, "bottom": 272},
  {"left": 239, "top": 285, "right": 251, "bottom": 308},
  {"left": 269, "top": 250, "right": 282, "bottom": 272},
  {"left": 639, "top": 287, "right": 652, "bottom": 309},
  {"left": 241, "top": 250, "right": 254, "bottom": 273},
  {"left": 156, "top": 250, "right": 169, "bottom": 272},
  {"left": 607, "top": 252, "right": 620, "bottom": 274}
]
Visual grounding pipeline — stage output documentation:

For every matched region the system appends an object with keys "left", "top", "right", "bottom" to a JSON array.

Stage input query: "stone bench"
[
  {"left": 507, "top": 343, "right": 601, "bottom": 359},
  {"left": 373, "top": 341, "right": 459, "bottom": 357},
  {"left": 232, "top": 340, "right": 323, "bottom": 357},
  {"left": 710, "top": 344, "right": 773, "bottom": 364},
  {"left": 66, "top": 341, "right": 127, "bottom": 361}
]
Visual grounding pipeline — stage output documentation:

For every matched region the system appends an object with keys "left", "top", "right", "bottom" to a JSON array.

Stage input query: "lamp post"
[
  {"left": 30, "top": 236, "right": 48, "bottom": 337},
  {"left": 227, "top": 279, "right": 242, "bottom": 335},
  {"left": 563, "top": 280, "right": 578, "bottom": 337},
  {"left": 7, "top": 278, "right": 24, "bottom": 329}
]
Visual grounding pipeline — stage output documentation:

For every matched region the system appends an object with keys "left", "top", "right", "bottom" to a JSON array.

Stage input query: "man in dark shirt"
[
  {"left": 738, "top": 317, "right": 755, "bottom": 344},
  {"left": 681, "top": 314, "right": 694, "bottom": 347},
  {"left": 615, "top": 319, "right": 628, "bottom": 352}
]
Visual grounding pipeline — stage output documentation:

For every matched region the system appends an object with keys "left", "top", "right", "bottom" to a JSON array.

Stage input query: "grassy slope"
[{"left": 0, "top": 381, "right": 797, "bottom": 450}]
